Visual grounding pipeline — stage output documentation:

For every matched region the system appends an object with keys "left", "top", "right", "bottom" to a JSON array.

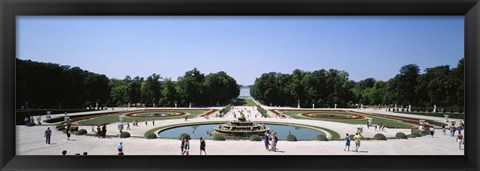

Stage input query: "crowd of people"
[
  {"left": 263, "top": 131, "right": 279, "bottom": 151},
  {"left": 180, "top": 137, "right": 207, "bottom": 155}
]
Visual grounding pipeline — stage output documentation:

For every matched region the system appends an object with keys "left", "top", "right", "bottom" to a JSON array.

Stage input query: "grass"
[
  {"left": 281, "top": 111, "right": 415, "bottom": 128},
  {"left": 77, "top": 109, "right": 207, "bottom": 125},
  {"left": 243, "top": 98, "right": 257, "bottom": 106}
]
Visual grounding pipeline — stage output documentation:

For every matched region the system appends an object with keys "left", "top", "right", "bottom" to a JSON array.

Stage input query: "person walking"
[
  {"left": 450, "top": 123, "right": 456, "bottom": 137},
  {"left": 271, "top": 132, "right": 278, "bottom": 151},
  {"left": 44, "top": 127, "right": 52, "bottom": 144},
  {"left": 442, "top": 125, "right": 446, "bottom": 135},
  {"left": 96, "top": 125, "right": 101, "bottom": 138},
  {"left": 354, "top": 133, "right": 362, "bottom": 152},
  {"left": 102, "top": 124, "right": 107, "bottom": 138},
  {"left": 344, "top": 133, "right": 350, "bottom": 151},
  {"left": 456, "top": 133, "right": 463, "bottom": 150},
  {"left": 118, "top": 142, "right": 123, "bottom": 153},
  {"left": 263, "top": 131, "right": 270, "bottom": 150},
  {"left": 181, "top": 137, "right": 185, "bottom": 155},
  {"left": 183, "top": 138, "right": 190, "bottom": 155},
  {"left": 200, "top": 137, "right": 207, "bottom": 155}
]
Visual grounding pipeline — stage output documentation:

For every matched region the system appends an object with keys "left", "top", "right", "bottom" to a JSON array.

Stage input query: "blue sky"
[{"left": 17, "top": 16, "right": 464, "bottom": 85}]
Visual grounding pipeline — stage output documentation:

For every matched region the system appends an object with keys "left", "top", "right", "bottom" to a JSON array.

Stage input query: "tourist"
[
  {"left": 183, "top": 138, "right": 190, "bottom": 155},
  {"left": 96, "top": 125, "right": 101, "bottom": 138},
  {"left": 429, "top": 126, "right": 435, "bottom": 138},
  {"left": 456, "top": 132, "right": 463, "bottom": 150},
  {"left": 460, "top": 120, "right": 465, "bottom": 130},
  {"left": 366, "top": 121, "right": 370, "bottom": 129},
  {"left": 145, "top": 121, "right": 147, "bottom": 126},
  {"left": 185, "top": 116, "right": 188, "bottom": 121},
  {"left": 102, "top": 124, "right": 107, "bottom": 138},
  {"left": 118, "top": 142, "right": 123, "bottom": 153},
  {"left": 181, "top": 137, "right": 185, "bottom": 155},
  {"left": 83, "top": 152, "right": 88, "bottom": 155},
  {"left": 152, "top": 120, "right": 155, "bottom": 126},
  {"left": 62, "top": 150, "right": 67, "bottom": 155},
  {"left": 271, "top": 132, "right": 278, "bottom": 151},
  {"left": 457, "top": 125, "right": 462, "bottom": 135},
  {"left": 374, "top": 125, "right": 377, "bottom": 132},
  {"left": 442, "top": 125, "right": 446, "bottom": 135},
  {"left": 200, "top": 137, "right": 206, "bottom": 155},
  {"left": 354, "top": 133, "right": 362, "bottom": 152},
  {"left": 344, "top": 133, "right": 350, "bottom": 151},
  {"left": 127, "top": 122, "right": 131, "bottom": 130},
  {"left": 44, "top": 127, "right": 52, "bottom": 144},
  {"left": 91, "top": 126, "right": 95, "bottom": 134},
  {"left": 263, "top": 131, "right": 270, "bottom": 150},
  {"left": 450, "top": 123, "right": 456, "bottom": 137}
]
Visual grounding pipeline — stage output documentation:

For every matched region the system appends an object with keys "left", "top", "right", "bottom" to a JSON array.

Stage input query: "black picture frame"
[{"left": 1, "top": 0, "right": 479, "bottom": 170}]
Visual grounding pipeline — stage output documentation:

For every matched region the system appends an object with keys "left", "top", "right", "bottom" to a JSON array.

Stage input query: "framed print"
[{"left": 1, "top": 0, "right": 479, "bottom": 170}]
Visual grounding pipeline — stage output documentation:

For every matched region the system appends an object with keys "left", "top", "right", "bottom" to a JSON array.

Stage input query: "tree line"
[
  {"left": 250, "top": 58, "right": 464, "bottom": 108},
  {"left": 16, "top": 59, "right": 240, "bottom": 109}
]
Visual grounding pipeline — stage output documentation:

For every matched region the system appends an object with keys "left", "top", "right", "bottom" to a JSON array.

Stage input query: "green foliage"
[
  {"left": 316, "top": 134, "right": 329, "bottom": 141},
  {"left": 219, "top": 104, "right": 233, "bottom": 115},
  {"left": 57, "top": 126, "right": 65, "bottom": 131},
  {"left": 411, "top": 129, "right": 422, "bottom": 137},
  {"left": 77, "top": 129, "right": 87, "bottom": 135},
  {"left": 286, "top": 134, "right": 297, "bottom": 141},
  {"left": 212, "top": 134, "right": 226, "bottom": 141},
  {"left": 26, "top": 122, "right": 36, "bottom": 126},
  {"left": 120, "top": 132, "right": 131, "bottom": 138},
  {"left": 178, "top": 133, "right": 191, "bottom": 140},
  {"left": 69, "top": 127, "right": 79, "bottom": 132},
  {"left": 373, "top": 133, "right": 387, "bottom": 140},
  {"left": 256, "top": 105, "right": 268, "bottom": 117},
  {"left": 395, "top": 132, "right": 408, "bottom": 139},
  {"left": 145, "top": 132, "right": 157, "bottom": 139},
  {"left": 249, "top": 134, "right": 262, "bottom": 141}
]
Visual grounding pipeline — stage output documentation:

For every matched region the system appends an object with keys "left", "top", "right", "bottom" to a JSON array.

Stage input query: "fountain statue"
[{"left": 215, "top": 112, "right": 269, "bottom": 138}]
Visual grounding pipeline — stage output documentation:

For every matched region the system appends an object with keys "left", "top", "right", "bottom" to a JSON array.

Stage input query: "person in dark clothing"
[
  {"left": 200, "top": 137, "right": 206, "bottom": 155},
  {"left": 181, "top": 138, "right": 185, "bottom": 155},
  {"left": 97, "top": 125, "right": 101, "bottom": 138},
  {"left": 62, "top": 150, "right": 67, "bottom": 155},
  {"left": 263, "top": 132, "right": 270, "bottom": 150},
  {"left": 102, "top": 124, "right": 107, "bottom": 138},
  {"left": 44, "top": 127, "right": 52, "bottom": 144}
]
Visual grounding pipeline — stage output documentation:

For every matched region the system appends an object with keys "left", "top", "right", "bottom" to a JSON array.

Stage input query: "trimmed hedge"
[
  {"left": 373, "top": 133, "right": 387, "bottom": 140},
  {"left": 57, "top": 126, "right": 65, "bottom": 131},
  {"left": 249, "top": 134, "right": 262, "bottom": 141},
  {"left": 316, "top": 134, "right": 329, "bottom": 141},
  {"left": 77, "top": 129, "right": 87, "bottom": 135},
  {"left": 395, "top": 132, "right": 408, "bottom": 139},
  {"left": 286, "top": 134, "right": 297, "bottom": 141},
  {"left": 178, "top": 133, "right": 191, "bottom": 140},
  {"left": 120, "top": 132, "right": 131, "bottom": 138},
  {"left": 26, "top": 122, "right": 36, "bottom": 126},
  {"left": 145, "top": 132, "right": 157, "bottom": 139},
  {"left": 213, "top": 134, "right": 226, "bottom": 141},
  {"left": 69, "top": 127, "right": 79, "bottom": 132}
]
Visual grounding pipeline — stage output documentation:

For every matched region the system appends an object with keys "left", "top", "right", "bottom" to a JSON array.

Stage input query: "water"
[
  {"left": 158, "top": 124, "right": 325, "bottom": 140},
  {"left": 239, "top": 87, "right": 251, "bottom": 97}
]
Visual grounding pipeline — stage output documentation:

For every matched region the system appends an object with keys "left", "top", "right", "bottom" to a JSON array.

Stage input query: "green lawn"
[
  {"left": 77, "top": 110, "right": 207, "bottom": 125},
  {"left": 243, "top": 98, "right": 257, "bottom": 106},
  {"left": 281, "top": 111, "right": 415, "bottom": 128}
]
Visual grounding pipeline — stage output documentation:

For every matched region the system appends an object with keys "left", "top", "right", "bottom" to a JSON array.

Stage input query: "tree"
[
  {"left": 159, "top": 78, "right": 178, "bottom": 107},
  {"left": 141, "top": 74, "right": 162, "bottom": 106}
]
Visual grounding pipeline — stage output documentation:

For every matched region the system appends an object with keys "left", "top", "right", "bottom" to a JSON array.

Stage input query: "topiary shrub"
[
  {"left": 213, "top": 134, "right": 226, "bottom": 141},
  {"left": 411, "top": 129, "right": 421, "bottom": 137},
  {"left": 286, "top": 134, "right": 297, "bottom": 141},
  {"left": 69, "top": 127, "right": 79, "bottom": 132},
  {"left": 407, "top": 134, "right": 419, "bottom": 138},
  {"left": 57, "top": 126, "right": 65, "bottom": 131},
  {"left": 373, "top": 133, "right": 387, "bottom": 140},
  {"left": 178, "top": 133, "right": 191, "bottom": 140},
  {"left": 26, "top": 122, "right": 36, "bottom": 126},
  {"left": 77, "top": 129, "right": 87, "bottom": 135},
  {"left": 249, "top": 134, "right": 262, "bottom": 141},
  {"left": 120, "top": 132, "right": 130, "bottom": 138},
  {"left": 145, "top": 132, "right": 157, "bottom": 139},
  {"left": 395, "top": 132, "right": 408, "bottom": 139},
  {"left": 316, "top": 134, "right": 329, "bottom": 141}
]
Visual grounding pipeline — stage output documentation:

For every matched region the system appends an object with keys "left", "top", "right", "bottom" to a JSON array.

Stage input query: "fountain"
[{"left": 214, "top": 112, "right": 269, "bottom": 137}]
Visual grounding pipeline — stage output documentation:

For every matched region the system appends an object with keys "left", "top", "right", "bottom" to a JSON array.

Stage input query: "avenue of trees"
[
  {"left": 17, "top": 59, "right": 239, "bottom": 109},
  {"left": 251, "top": 58, "right": 464, "bottom": 108}
]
